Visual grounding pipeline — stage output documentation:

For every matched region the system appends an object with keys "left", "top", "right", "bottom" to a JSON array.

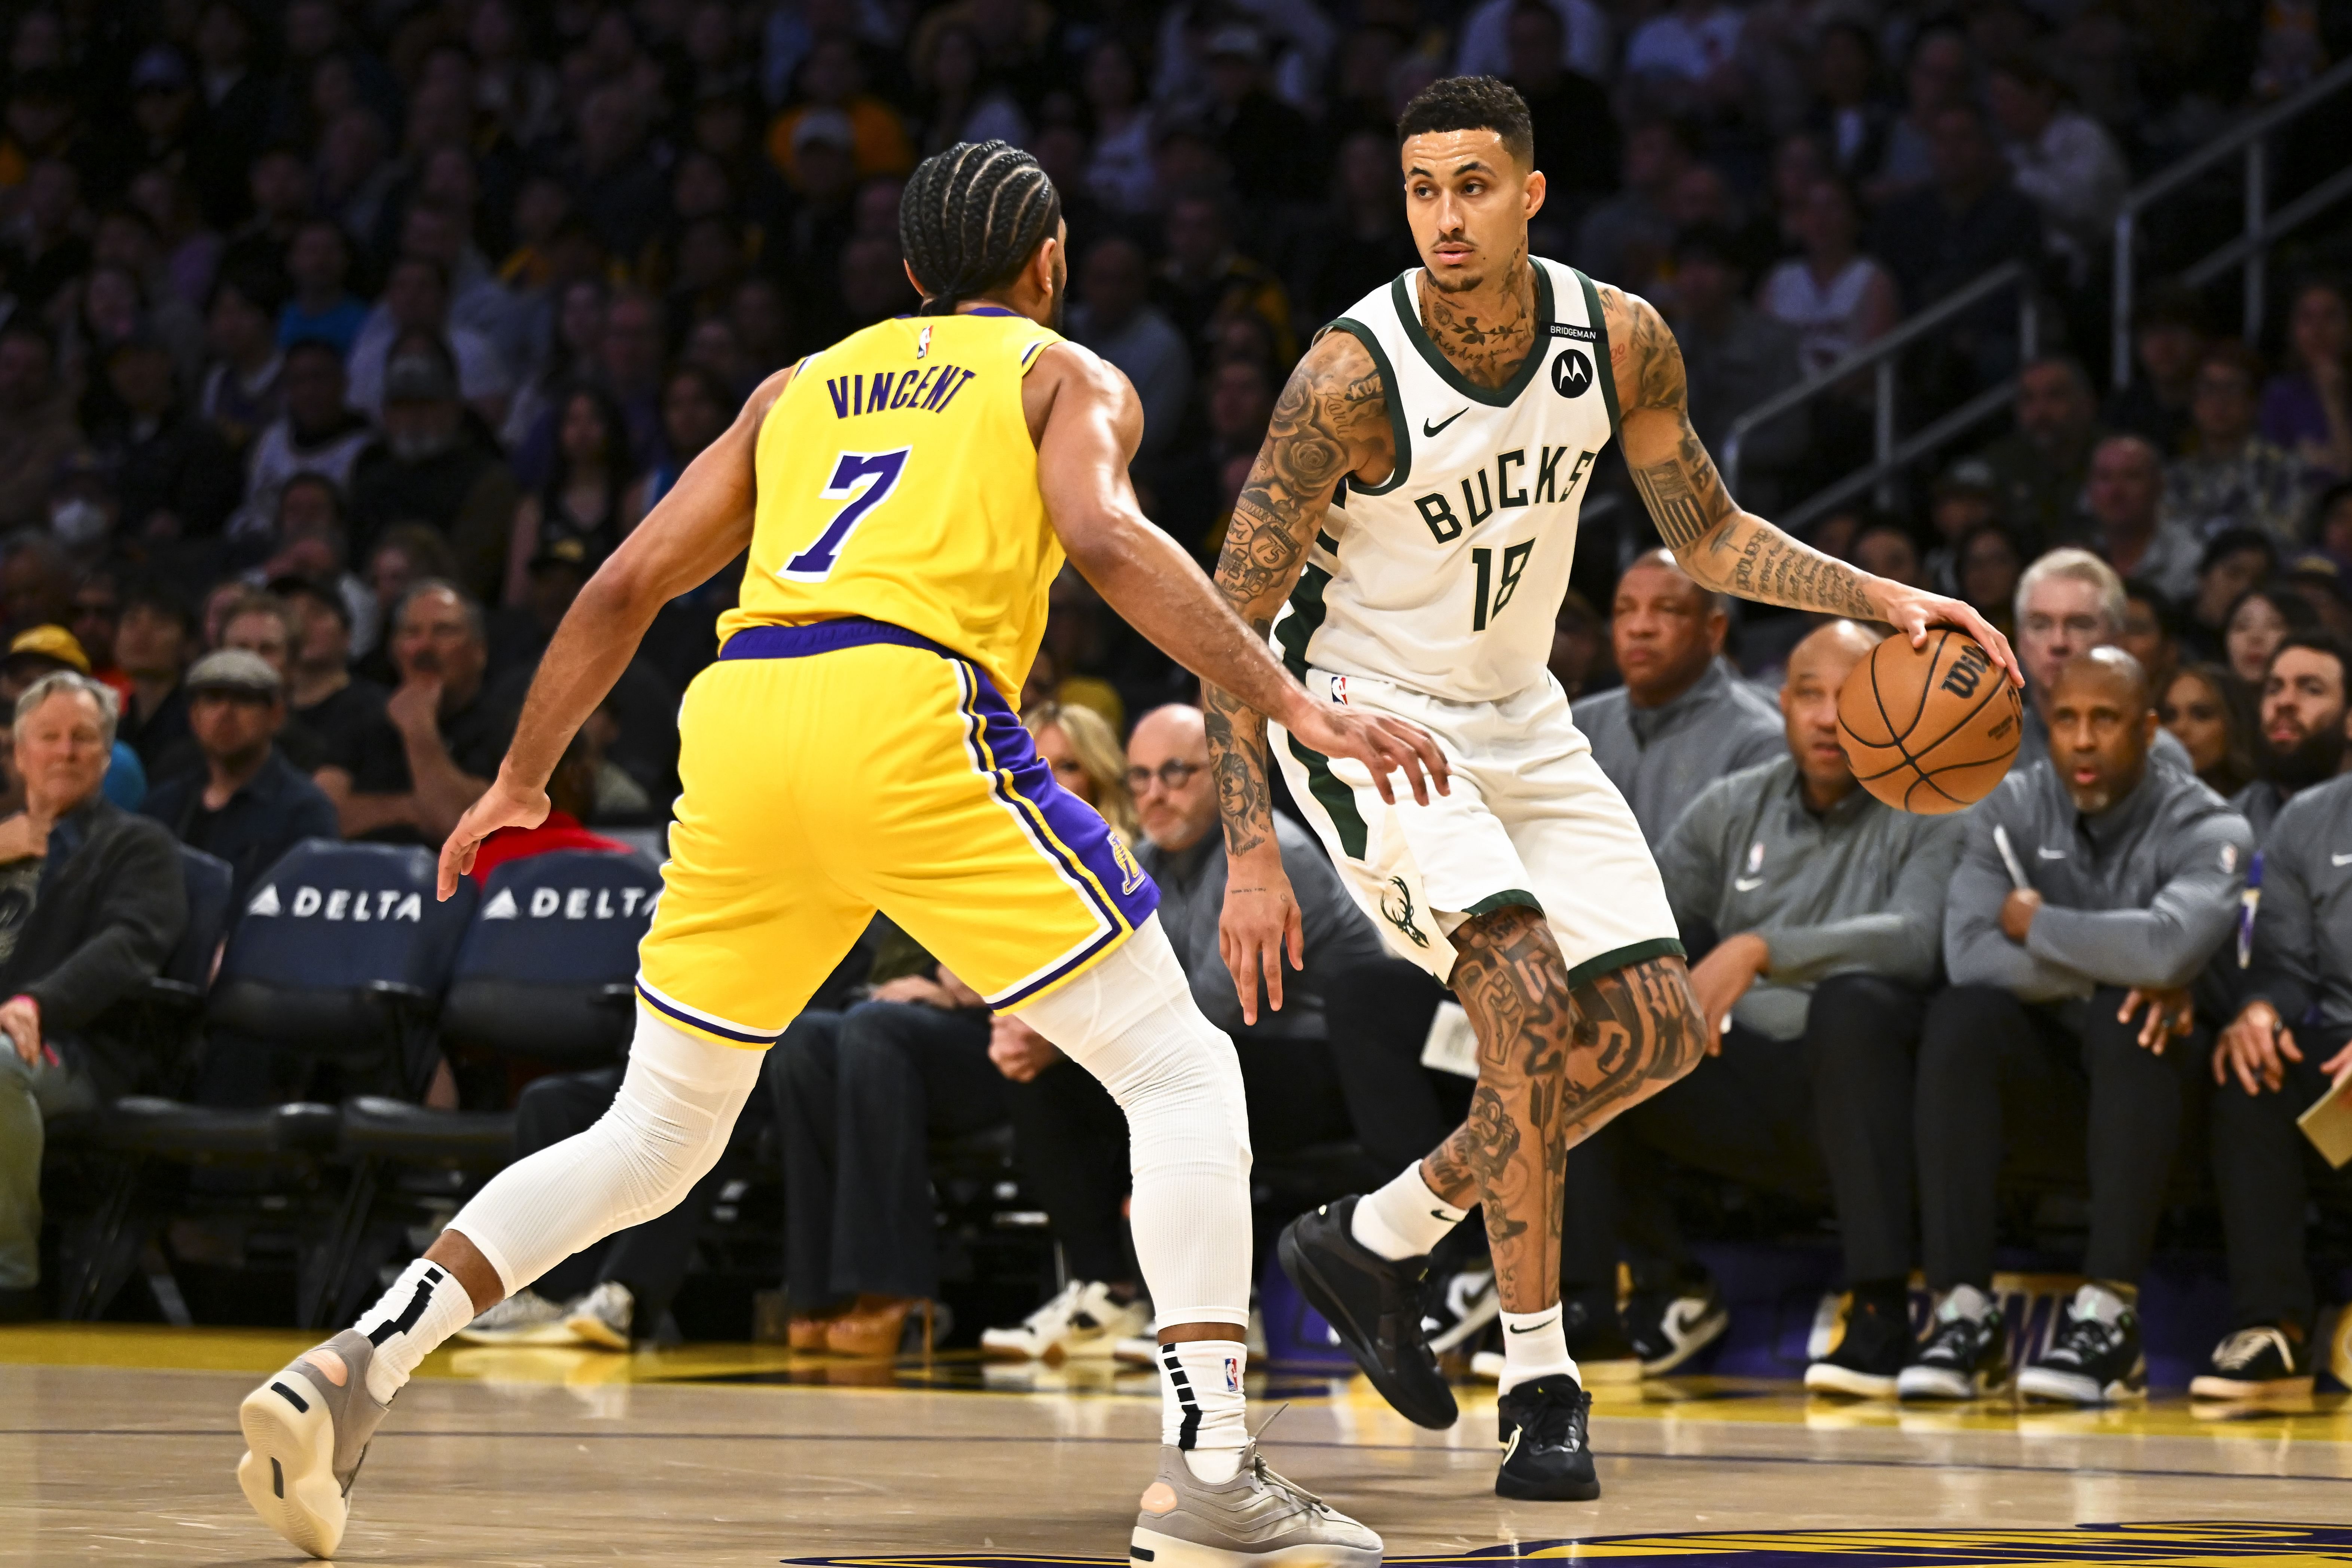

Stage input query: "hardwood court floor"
[{"left": 6, "top": 1326, "right": 2352, "bottom": 1565}]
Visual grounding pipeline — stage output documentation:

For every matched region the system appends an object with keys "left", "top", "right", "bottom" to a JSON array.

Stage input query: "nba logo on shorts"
[{"left": 1223, "top": 1357, "right": 1240, "bottom": 1392}]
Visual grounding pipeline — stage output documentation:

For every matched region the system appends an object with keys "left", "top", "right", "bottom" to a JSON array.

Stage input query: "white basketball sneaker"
[
  {"left": 565, "top": 1281, "right": 635, "bottom": 1350},
  {"left": 1132, "top": 1442, "right": 1383, "bottom": 1567},
  {"left": 454, "top": 1288, "right": 577, "bottom": 1346},
  {"left": 237, "top": 1329, "right": 393, "bottom": 1558},
  {"left": 980, "top": 1280, "right": 1151, "bottom": 1360}
]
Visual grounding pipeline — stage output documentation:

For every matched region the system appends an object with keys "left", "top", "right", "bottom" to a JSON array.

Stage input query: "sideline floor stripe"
[{"left": 7, "top": 1427, "right": 2347, "bottom": 1485}]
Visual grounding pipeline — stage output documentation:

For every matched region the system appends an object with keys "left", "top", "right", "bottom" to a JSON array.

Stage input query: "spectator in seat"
[
  {"left": 1986, "top": 55, "right": 2126, "bottom": 287},
  {"left": 277, "top": 217, "right": 369, "bottom": 359},
  {"left": 1905, "top": 648, "right": 2250, "bottom": 1406},
  {"left": 2087, "top": 434, "right": 2202, "bottom": 603},
  {"left": 1503, "top": 1, "right": 1619, "bottom": 234},
  {"left": 2230, "top": 634, "right": 2352, "bottom": 841},
  {"left": 216, "top": 591, "right": 332, "bottom": 772},
  {"left": 2221, "top": 582, "right": 2318, "bottom": 689},
  {"left": 1, "top": 627, "right": 149, "bottom": 811},
  {"left": 1575, "top": 549, "right": 1785, "bottom": 843},
  {"left": 1758, "top": 177, "right": 1898, "bottom": 381},
  {"left": 981, "top": 704, "right": 1382, "bottom": 1360},
  {"left": 2011, "top": 547, "right": 2193, "bottom": 775},
  {"left": 257, "top": 476, "right": 376, "bottom": 647},
  {"left": 139, "top": 649, "right": 338, "bottom": 904},
  {"left": 346, "top": 338, "right": 521, "bottom": 603},
  {"left": 2161, "top": 663, "right": 2259, "bottom": 798},
  {"left": 113, "top": 583, "right": 197, "bottom": 780},
  {"left": 199, "top": 269, "right": 287, "bottom": 457},
  {"left": 1154, "top": 193, "right": 1296, "bottom": 372},
  {"left": 324, "top": 580, "right": 514, "bottom": 844},
  {"left": 272, "top": 574, "right": 396, "bottom": 790},
  {"left": 2103, "top": 282, "right": 2206, "bottom": 458},
  {"left": 1556, "top": 622, "right": 1966, "bottom": 1389},
  {"left": 346, "top": 255, "right": 512, "bottom": 427},
  {"left": 2165, "top": 341, "right": 2308, "bottom": 548},
  {"left": 1669, "top": 225, "right": 1805, "bottom": 512},
  {"left": 1869, "top": 104, "right": 2041, "bottom": 388},
  {"left": 92, "top": 332, "right": 242, "bottom": 543},
  {"left": 0, "top": 321, "right": 83, "bottom": 534},
  {"left": 1575, "top": 117, "right": 1693, "bottom": 292},
  {"left": 2117, "top": 582, "right": 2182, "bottom": 697},
  {"left": 2260, "top": 279, "right": 2352, "bottom": 485},
  {"left": 1070, "top": 236, "right": 1192, "bottom": 472},
  {"left": 1201, "top": 25, "right": 1322, "bottom": 205},
  {"left": 2182, "top": 529, "right": 2279, "bottom": 665},
  {"left": 69, "top": 573, "right": 130, "bottom": 700},
  {"left": 2202, "top": 745, "right": 2352, "bottom": 1399},
  {"left": 0, "top": 671, "right": 187, "bottom": 1320},
  {"left": 1973, "top": 356, "right": 2101, "bottom": 552},
  {"left": 230, "top": 340, "right": 373, "bottom": 551}
]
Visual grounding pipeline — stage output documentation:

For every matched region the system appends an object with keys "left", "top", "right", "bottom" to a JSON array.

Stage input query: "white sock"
[
  {"left": 350, "top": 1258, "right": 478, "bottom": 1404},
  {"left": 1351, "top": 1163, "right": 1468, "bottom": 1262},
  {"left": 1160, "top": 1339, "right": 1248, "bottom": 1481},
  {"left": 1938, "top": 1283, "right": 1993, "bottom": 1324},
  {"left": 1497, "top": 1305, "right": 1578, "bottom": 1396}
]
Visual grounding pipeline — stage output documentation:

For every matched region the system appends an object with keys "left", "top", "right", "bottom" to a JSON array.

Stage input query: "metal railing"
[
  {"left": 2111, "top": 54, "right": 2352, "bottom": 387},
  {"left": 1720, "top": 261, "right": 2038, "bottom": 534}
]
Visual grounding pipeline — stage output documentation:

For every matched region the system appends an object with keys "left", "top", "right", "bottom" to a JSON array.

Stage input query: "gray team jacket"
[
  {"left": 2242, "top": 772, "right": 2352, "bottom": 1033},
  {"left": 1657, "top": 756, "right": 1965, "bottom": 1038},
  {"left": 1136, "top": 814, "right": 1387, "bottom": 1040},
  {"left": 1575, "top": 659, "right": 1786, "bottom": 843},
  {"left": 1946, "top": 757, "right": 2252, "bottom": 1001}
]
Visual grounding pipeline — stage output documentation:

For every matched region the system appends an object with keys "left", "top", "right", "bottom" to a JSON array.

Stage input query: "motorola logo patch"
[{"left": 1552, "top": 348, "right": 1592, "bottom": 399}]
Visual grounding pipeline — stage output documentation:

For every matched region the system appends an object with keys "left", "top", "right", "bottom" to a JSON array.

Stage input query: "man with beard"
[
  {"left": 2232, "top": 635, "right": 2352, "bottom": 842},
  {"left": 1907, "top": 648, "right": 2251, "bottom": 1407},
  {"left": 2202, "top": 642, "right": 2352, "bottom": 1401}
]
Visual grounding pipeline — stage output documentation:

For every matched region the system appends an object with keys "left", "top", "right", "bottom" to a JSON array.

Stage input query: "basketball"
[{"left": 1836, "top": 629, "right": 2023, "bottom": 814}]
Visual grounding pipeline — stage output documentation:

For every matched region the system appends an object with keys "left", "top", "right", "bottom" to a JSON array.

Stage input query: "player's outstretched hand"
[
  {"left": 1289, "top": 705, "right": 1451, "bottom": 806},
  {"left": 1865, "top": 579, "right": 2024, "bottom": 689},
  {"left": 437, "top": 774, "right": 552, "bottom": 899},
  {"left": 1221, "top": 852, "right": 1302, "bottom": 1026}
]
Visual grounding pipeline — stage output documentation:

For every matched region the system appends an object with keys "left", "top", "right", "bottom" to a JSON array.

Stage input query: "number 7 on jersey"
[{"left": 781, "top": 448, "right": 911, "bottom": 580}]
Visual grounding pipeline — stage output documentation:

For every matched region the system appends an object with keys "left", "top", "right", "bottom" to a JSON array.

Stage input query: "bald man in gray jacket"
[{"left": 1906, "top": 649, "right": 2250, "bottom": 1409}]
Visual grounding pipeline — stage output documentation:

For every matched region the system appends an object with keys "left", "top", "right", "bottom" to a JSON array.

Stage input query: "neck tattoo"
[{"left": 1419, "top": 251, "right": 1536, "bottom": 389}]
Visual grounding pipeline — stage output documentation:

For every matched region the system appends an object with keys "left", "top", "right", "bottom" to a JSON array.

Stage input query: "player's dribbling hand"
[
  {"left": 1220, "top": 850, "right": 1302, "bottom": 1026},
  {"left": 437, "top": 774, "right": 552, "bottom": 899},
  {"left": 1863, "top": 579, "right": 2024, "bottom": 689},
  {"left": 1290, "top": 705, "right": 1451, "bottom": 806}
]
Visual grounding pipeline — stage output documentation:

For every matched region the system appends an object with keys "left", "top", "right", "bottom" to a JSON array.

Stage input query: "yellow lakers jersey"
[{"left": 724, "top": 308, "right": 1064, "bottom": 697}]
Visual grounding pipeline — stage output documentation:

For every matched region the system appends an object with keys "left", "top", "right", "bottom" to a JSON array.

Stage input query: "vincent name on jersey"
[
  {"left": 1410, "top": 445, "right": 1598, "bottom": 543},
  {"left": 824, "top": 363, "right": 978, "bottom": 419}
]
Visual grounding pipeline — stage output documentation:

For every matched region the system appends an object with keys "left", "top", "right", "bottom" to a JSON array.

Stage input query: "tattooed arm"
[
  {"left": 1598, "top": 284, "right": 2023, "bottom": 684},
  {"left": 1207, "top": 328, "right": 1398, "bottom": 1023}
]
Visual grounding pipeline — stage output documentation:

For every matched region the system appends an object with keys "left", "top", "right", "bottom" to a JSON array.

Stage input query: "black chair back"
[
  {"left": 207, "top": 840, "right": 476, "bottom": 1061},
  {"left": 161, "top": 845, "right": 235, "bottom": 992},
  {"left": 439, "top": 850, "right": 662, "bottom": 1066}
]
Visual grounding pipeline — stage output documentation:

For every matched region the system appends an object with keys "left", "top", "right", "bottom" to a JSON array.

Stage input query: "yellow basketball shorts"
[{"left": 634, "top": 618, "right": 1158, "bottom": 1047}]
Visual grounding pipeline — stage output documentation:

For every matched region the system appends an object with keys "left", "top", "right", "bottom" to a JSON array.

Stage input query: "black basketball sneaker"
[
  {"left": 1276, "top": 1197, "right": 1458, "bottom": 1429},
  {"left": 1495, "top": 1373, "right": 1600, "bottom": 1501}
]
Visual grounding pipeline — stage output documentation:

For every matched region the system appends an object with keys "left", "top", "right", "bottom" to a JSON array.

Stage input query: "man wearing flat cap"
[{"left": 139, "top": 649, "right": 338, "bottom": 904}]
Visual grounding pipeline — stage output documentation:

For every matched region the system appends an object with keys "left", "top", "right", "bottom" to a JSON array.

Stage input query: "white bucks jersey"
[{"left": 1273, "top": 257, "right": 1617, "bottom": 704}]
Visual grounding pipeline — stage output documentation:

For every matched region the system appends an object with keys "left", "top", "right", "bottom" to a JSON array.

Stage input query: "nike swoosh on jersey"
[
  {"left": 1734, "top": 876, "right": 1765, "bottom": 891},
  {"left": 1422, "top": 409, "right": 1467, "bottom": 437}
]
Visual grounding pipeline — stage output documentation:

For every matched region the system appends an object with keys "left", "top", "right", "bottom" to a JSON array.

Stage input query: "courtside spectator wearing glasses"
[
  {"left": 2011, "top": 548, "right": 2193, "bottom": 775},
  {"left": 0, "top": 672, "right": 187, "bottom": 1320}
]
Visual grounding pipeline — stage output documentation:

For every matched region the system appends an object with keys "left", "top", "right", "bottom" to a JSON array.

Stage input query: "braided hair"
[{"left": 899, "top": 140, "right": 1063, "bottom": 316}]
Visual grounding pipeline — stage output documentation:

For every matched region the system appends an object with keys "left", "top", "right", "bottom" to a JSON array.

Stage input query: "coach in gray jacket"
[
  {"left": 2201, "top": 765, "right": 2352, "bottom": 1398},
  {"left": 1575, "top": 549, "right": 1784, "bottom": 843},
  {"left": 1558, "top": 622, "right": 1965, "bottom": 1386},
  {"left": 1909, "top": 648, "right": 2250, "bottom": 1406}
]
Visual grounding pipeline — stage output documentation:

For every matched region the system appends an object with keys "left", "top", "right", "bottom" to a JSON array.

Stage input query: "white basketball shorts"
[{"left": 1269, "top": 668, "right": 1682, "bottom": 987}]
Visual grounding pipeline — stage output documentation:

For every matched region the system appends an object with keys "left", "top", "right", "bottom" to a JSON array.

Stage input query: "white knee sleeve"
[
  {"left": 450, "top": 1009, "right": 763, "bottom": 1294},
  {"left": 1013, "top": 916, "right": 1252, "bottom": 1325}
]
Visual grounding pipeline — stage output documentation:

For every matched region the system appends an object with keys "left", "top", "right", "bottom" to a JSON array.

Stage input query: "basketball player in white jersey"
[{"left": 1205, "top": 77, "right": 2022, "bottom": 1500}]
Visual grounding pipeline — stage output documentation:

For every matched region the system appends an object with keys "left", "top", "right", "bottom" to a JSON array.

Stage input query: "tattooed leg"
[
  {"left": 1419, "top": 922, "right": 1708, "bottom": 1314},
  {"left": 1419, "top": 906, "right": 1575, "bottom": 1313}
]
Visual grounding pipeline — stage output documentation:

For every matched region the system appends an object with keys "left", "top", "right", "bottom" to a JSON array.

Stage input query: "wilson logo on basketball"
[{"left": 1939, "top": 643, "right": 1991, "bottom": 699}]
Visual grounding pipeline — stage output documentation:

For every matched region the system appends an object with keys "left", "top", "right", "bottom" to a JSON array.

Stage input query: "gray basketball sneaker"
[
  {"left": 237, "top": 1329, "right": 393, "bottom": 1558},
  {"left": 1131, "top": 1442, "right": 1382, "bottom": 1567}
]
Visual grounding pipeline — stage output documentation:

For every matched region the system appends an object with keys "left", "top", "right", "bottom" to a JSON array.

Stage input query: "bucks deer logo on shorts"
[{"left": 1380, "top": 876, "right": 1430, "bottom": 948}]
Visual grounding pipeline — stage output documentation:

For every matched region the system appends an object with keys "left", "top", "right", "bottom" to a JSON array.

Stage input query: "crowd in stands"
[{"left": 7, "top": 0, "right": 2352, "bottom": 1399}]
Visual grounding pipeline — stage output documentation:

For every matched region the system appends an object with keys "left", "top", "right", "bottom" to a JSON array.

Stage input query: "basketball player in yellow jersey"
[{"left": 233, "top": 143, "right": 1433, "bottom": 1565}]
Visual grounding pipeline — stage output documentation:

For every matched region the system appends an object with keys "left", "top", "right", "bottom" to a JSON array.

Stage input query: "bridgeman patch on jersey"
[{"left": 783, "top": 1520, "right": 2352, "bottom": 1565}]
